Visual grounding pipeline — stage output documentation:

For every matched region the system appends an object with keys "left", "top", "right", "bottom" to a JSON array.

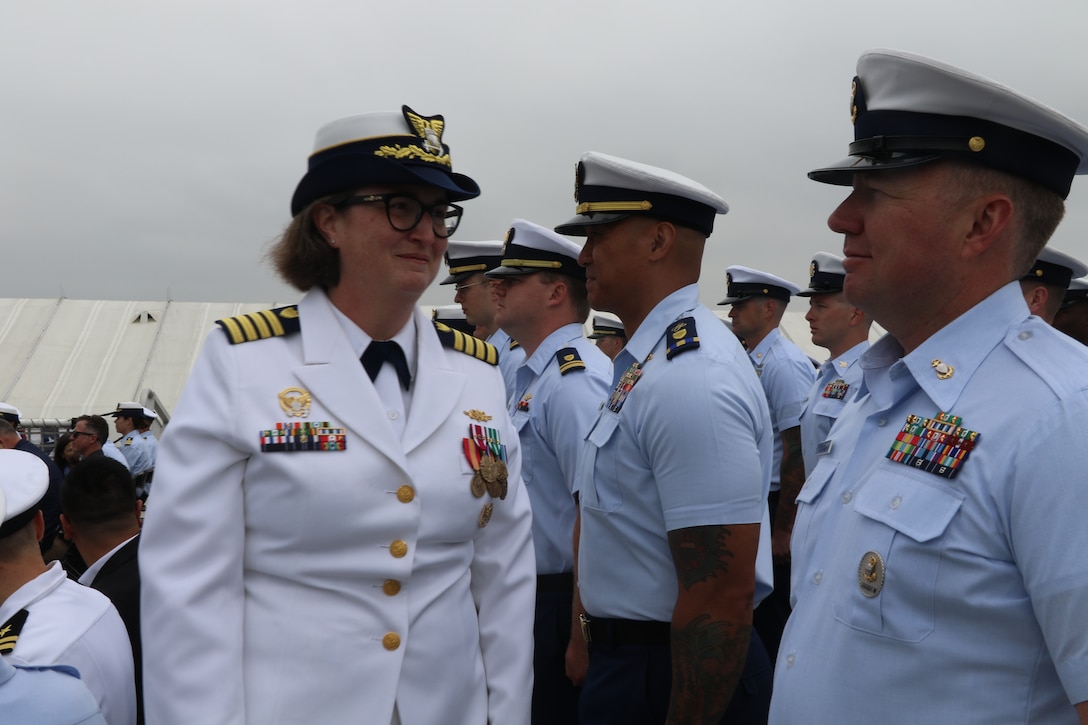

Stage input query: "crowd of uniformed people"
[{"left": 4, "top": 47, "right": 1088, "bottom": 724}]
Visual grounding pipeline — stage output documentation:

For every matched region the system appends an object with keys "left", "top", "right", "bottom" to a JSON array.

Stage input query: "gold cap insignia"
[
  {"left": 968, "top": 136, "right": 986, "bottom": 153},
  {"left": 279, "top": 387, "right": 312, "bottom": 418},
  {"left": 810, "top": 261, "right": 817, "bottom": 279}
]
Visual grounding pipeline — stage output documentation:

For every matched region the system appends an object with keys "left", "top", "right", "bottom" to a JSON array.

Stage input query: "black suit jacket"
[{"left": 90, "top": 534, "right": 143, "bottom": 724}]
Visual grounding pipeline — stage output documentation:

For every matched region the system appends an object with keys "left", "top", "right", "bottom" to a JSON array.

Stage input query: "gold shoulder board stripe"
[
  {"left": 434, "top": 321, "right": 498, "bottom": 365},
  {"left": 0, "top": 609, "right": 29, "bottom": 654},
  {"left": 217, "top": 305, "right": 300, "bottom": 345},
  {"left": 556, "top": 347, "right": 586, "bottom": 375}
]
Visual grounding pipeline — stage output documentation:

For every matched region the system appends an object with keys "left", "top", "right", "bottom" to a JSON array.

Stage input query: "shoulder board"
[
  {"left": 434, "top": 322, "right": 498, "bottom": 365},
  {"left": 556, "top": 347, "right": 586, "bottom": 375},
  {"left": 509, "top": 339, "right": 521, "bottom": 350},
  {"left": 0, "top": 609, "right": 29, "bottom": 654},
  {"left": 666, "top": 317, "right": 701, "bottom": 360},
  {"left": 217, "top": 306, "right": 300, "bottom": 345}
]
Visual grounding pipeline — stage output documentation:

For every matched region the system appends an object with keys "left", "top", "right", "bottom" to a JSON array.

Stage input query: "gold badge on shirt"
[
  {"left": 858, "top": 551, "right": 886, "bottom": 598},
  {"left": 279, "top": 387, "right": 312, "bottom": 417}
]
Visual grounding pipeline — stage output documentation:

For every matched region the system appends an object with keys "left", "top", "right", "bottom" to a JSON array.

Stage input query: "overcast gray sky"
[{"left": 4, "top": 0, "right": 1087, "bottom": 311}]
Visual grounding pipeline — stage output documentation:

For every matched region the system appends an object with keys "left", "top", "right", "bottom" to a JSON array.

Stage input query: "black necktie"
[{"left": 361, "top": 340, "right": 411, "bottom": 391}]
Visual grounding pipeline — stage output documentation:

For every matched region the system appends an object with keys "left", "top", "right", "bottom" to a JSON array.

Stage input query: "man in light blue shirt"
[
  {"left": 721, "top": 265, "right": 816, "bottom": 663},
  {"left": 770, "top": 49, "right": 1088, "bottom": 724},
  {"left": 556, "top": 151, "right": 774, "bottom": 724},
  {"left": 795, "top": 252, "right": 871, "bottom": 477},
  {"left": 440, "top": 239, "right": 526, "bottom": 403},
  {"left": 487, "top": 218, "right": 610, "bottom": 723}
]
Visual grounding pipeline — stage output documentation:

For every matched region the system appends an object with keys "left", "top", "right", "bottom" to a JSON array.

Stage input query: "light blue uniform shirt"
[
  {"left": 491, "top": 328, "right": 526, "bottom": 407},
  {"left": 772, "top": 284, "right": 1088, "bottom": 724},
  {"left": 101, "top": 440, "right": 130, "bottom": 470},
  {"left": 510, "top": 323, "right": 610, "bottom": 575},
  {"left": 748, "top": 329, "right": 816, "bottom": 489},
  {"left": 140, "top": 430, "right": 158, "bottom": 465},
  {"left": 578, "top": 285, "right": 774, "bottom": 619},
  {"left": 116, "top": 431, "right": 153, "bottom": 474},
  {"left": 798, "top": 340, "right": 869, "bottom": 477},
  {"left": 0, "top": 657, "right": 106, "bottom": 724}
]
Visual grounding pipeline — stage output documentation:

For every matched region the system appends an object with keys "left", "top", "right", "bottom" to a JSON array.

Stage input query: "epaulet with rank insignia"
[
  {"left": 666, "top": 317, "right": 700, "bottom": 360},
  {"left": 0, "top": 609, "right": 29, "bottom": 654},
  {"left": 510, "top": 339, "right": 521, "bottom": 350},
  {"left": 434, "top": 321, "right": 498, "bottom": 365},
  {"left": 556, "top": 347, "right": 586, "bottom": 375},
  {"left": 217, "top": 305, "right": 300, "bottom": 345}
]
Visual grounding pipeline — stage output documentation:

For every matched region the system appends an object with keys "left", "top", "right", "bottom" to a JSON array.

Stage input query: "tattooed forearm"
[
  {"left": 776, "top": 425, "right": 806, "bottom": 530},
  {"left": 667, "top": 615, "right": 752, "bottom": 724},
  {"left": 668, "top": 526, "right": 735, "bottom": 590}
]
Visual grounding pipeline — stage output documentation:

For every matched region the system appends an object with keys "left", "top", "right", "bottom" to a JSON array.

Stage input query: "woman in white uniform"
[{"left": 140, "top": 106, "right": 535, "bottom": 725}]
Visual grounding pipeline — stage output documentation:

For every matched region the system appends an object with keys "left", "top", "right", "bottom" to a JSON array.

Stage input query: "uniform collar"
[
  {"left": 821, "top": 339, "right": 869, "bottom": 376},
  {"left": 860, "top": 283, "right": 1027, "bottom": 410},
  {"left": 325, "top": 290, "right": 419, "bottom": 378},
  {"left": 619, "top": 284, "right": 700, "bottom": 367},
  {"left": 0, "top": 562, "right": 67, "bottom": 626},
  {"left": 523, "top": 323, "right": 586, "bottom": 375},
  {"left": 748, "top": 327, "right": 782, "bottom": 364}
]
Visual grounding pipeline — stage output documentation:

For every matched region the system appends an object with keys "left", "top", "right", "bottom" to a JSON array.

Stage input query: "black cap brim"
[
  {"left": 291, "top": 154, "right": 480, "bottom": 216},
  {"left": 553, "top": 212, "right": 630, "bottom": 237},
  {"left": 808, "top": 153, "right": 943, "bottom": 186}
]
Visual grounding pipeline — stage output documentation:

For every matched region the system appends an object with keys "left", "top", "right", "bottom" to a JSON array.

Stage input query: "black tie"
[{"left": 362, "top": 340, "right": 411, "bottom": 391}]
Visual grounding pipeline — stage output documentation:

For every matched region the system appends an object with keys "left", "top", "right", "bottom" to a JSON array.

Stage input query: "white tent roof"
[
  {"left": 1, "top": 297, "right": 883, "bottom": 424},
  {"left": 0, "top": 297, "right": 288, "bottom": 423}
]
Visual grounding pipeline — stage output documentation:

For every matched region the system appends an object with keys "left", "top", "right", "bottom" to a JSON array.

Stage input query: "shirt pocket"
[
  {"left": 578, "top": 412, "right": 623, "bottom": 513},
  {"left": 833, "top": 467, "right": 964, "bottom": 642},
  {"left": 792, "top": 457, "right": 838, "bottom": 558}
]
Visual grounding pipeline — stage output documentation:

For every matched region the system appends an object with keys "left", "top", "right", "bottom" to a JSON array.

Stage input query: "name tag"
[{"left": 816, "top": 439, "right": 833, "bottom": 456}]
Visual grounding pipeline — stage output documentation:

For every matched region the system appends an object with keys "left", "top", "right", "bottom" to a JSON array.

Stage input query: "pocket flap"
[{"left": 854, "top": 469, "right": 964, "bottom": 542}]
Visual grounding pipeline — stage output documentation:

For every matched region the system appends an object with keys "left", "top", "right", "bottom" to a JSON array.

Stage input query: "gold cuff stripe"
[
  {"left": 501, "top": 259, "right": 563, "bottom": 269},
  {"left": 576, "top": 200, "right": 653, "bottom": 214}
]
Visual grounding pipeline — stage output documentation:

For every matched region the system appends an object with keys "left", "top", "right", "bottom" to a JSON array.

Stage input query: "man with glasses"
[
  {"left": 487, "top": 219, "right": 611, "bottom": 723},
  {"left": 441, "top": 239, "right": 526, "bottom": 401},
  {"left": 69, "top": 416, "right": 130, "bottom": 471},
  {"left": 140, "top": 107, "right": 535, "bottom": 725}
]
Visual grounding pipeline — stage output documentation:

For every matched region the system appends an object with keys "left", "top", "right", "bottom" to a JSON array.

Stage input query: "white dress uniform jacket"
[{"left": 140, "top": 288, "right": 536, "bottom": 725}]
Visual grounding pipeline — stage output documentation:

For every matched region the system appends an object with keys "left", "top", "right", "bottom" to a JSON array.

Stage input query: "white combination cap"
[
  {"left": 810, "top": 49, "right": 1088, "bottom": 199},
  {"left": 554, "top": 151, "right": 728, "bottom": 237},
  {"left": 718, "top": 265, "right": 801, "bottom": 305}
]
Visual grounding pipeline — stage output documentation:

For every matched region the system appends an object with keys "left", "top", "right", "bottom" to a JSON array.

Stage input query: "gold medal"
[
  {"left": 479, "top": 458, "right": 508, "bottom": 499},
  {"left": 470, "top": 472, "right": 487, "bottom": 498}
]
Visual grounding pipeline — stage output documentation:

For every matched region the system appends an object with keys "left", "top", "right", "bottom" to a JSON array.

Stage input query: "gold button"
[
  {"left": 382, "top": 632, "right": 401, "bottom": 650},
  {"left": 396, "top": 485, "right": 415, "bottom": 503},
  {"left": 389, "top": 540, "right": 408, "bottom": 558},
  {"left": 382, "top": 579, "right": 401, "bottom": 596}
]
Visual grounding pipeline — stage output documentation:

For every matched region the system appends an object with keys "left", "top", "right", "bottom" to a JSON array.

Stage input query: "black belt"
[
  {"left": 579, "top": 614, "right": 670, "bottom": 646},
  {"left": 537, "top": 572, "right": 574, "bottom": 593}
]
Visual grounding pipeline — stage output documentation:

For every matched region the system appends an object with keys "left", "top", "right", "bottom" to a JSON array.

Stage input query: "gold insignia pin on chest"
[{"left": 279, "top": 387, "right": 312, "bottom": 417}]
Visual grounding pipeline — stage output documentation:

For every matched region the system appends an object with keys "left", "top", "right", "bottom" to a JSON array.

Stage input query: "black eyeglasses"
[
  {"left": 340, "top": 194, "right": 463, "bottom": 238},
  {"left": 70, "top": 430, "right": 96, "bottom": 439}
]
